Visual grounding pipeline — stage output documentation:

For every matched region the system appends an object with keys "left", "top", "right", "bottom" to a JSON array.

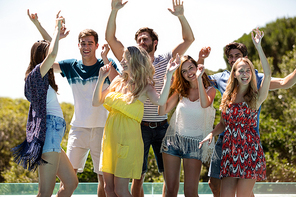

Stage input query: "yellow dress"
[{"left": 100, "top": 92, "right": 144, "bottom": 179}]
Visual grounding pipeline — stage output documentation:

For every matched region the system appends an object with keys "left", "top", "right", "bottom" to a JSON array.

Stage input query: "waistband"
[{"left": 141, "top": 119, "right": 167, "bottom": 129}]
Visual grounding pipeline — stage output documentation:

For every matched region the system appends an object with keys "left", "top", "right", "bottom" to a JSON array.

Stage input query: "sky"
[{"left": 1, "top": 0, "right": 296, "bottom": 104}]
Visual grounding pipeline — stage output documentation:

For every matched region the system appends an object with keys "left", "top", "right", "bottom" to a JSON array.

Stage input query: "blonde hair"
[
  {"left": 220, "top": 57, "right": 258, "bottom": 112},
  {"left": 109, "top": 46, "right": 155, "bottom": 104}
]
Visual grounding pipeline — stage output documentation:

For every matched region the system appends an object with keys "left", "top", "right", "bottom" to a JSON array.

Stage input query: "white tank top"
[
  {"left": 46, "top": 86, "right": 64, "bottom": 118},
  {"left": 163, "top": 87, "right": 216, "bottom": 163}
]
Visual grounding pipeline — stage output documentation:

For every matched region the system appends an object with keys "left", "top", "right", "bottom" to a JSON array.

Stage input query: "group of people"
[{"left": 11, "top": 0, "right": 296, "bottom": 197}]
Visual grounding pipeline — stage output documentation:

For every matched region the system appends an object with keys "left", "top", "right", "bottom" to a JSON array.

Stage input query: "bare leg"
[
  {"left": 208, "top": 177, "right": 221, "bottom": 197},
  {"left": 220, "top": 177, "right": 237, "bottom": 197},
  {"left": 103, "top": 172, "right": 117, "bottom": 197},
  {"left": 162, "top": 153, "right": 181, "bottom": 197},
  {"left": 162, "top": 173, "right": 166, "bottom": 197},
  {"left": 98, "top": 174, "right": 106, "bottom": 197},
  {"left": 220, "top": 177, "right": 256, "bottom": 197},
  {"left": 56, "top": 149, "right": 78, "bottom": 197},
  {"left": 114, "top": 176, "right": 132, "bottom": 197},
  {"left": 131, "top": 175, "right": 144, "bottom": 197},
  {"left": 183, "top": 158, "right": 202, "bottom": 197},
  {"left": 37, "top": 152, "right": 60, "bottom": 197},
  {"left": 237, "top": 178, "right": 256, "bottom": 197}
]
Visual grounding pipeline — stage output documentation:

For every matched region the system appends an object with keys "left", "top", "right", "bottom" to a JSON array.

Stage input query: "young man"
[
  {"left": 105, "top": 0, "right": 195, "bottom": 196},
  {"left": 27, "top": 10, "right": 119, "bottom": 197},
  {"left": 208, "top": 41, "right": 296, "bottom": 197}
]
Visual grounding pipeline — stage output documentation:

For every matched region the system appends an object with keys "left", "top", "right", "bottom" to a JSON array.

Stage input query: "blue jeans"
[
  {"left": 42, "top": 115, "right": 66, "bottom": 154},
  {"left": 141, "top": 122, "right": 168, "bottom": 174},
  {"left": 208, "top": 135, "right": 223, "bottom": 179}
]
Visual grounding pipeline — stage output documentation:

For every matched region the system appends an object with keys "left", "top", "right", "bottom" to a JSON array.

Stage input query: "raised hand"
[
  {"left": 252, "top": 27, "right": 264, "bottom": 47},
  {"left": 27, "top": 9, "right": 39, "bottom": 25},
  {"left": 56, "top": 11, "right": 69, "bottom": 39},
  {"left": 101, "top": 44, "right": 110, "bottom": 65},
  {"left": 101, "top": 44, "right": 110, "bottom": 59},
  {"left": 55, "top": 15, "right": 65, "bottom": 31},
  {"left": 167, "top": 53, "right": 181, "bottom": 74},
  {"left": 168, "top": 0, "right": 184, "bottom": 16},
  {"left": 196, "top": 64, "right": 205, "bottom": 79},
  {"left": 60, "top": 25, "right": 70, "bottom": 39},
  {"left": 111, "top": 0, "right": 128, "bottom": 10},
  {"left": 99, "top": 62, "right": 112, "bottom": 80},
  {"left": 199, "top": 46, "right": 211, "bottom": 59},
  {"left": 198, "top": 133, "right": 213, "bottom": 149}
]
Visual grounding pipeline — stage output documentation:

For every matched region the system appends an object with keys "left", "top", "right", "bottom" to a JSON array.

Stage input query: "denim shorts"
[
  {"left": 42, "top": 115, "right": 66, "bottom": 154},
  {"left": 208, "top": 135, "right": 223, "bottom": 179},
  {"left": 161, "top": 141, "right": 202, "bottom": 160},
  {"left": 141, "top": 122, "right": 168, "bottom": 174}
]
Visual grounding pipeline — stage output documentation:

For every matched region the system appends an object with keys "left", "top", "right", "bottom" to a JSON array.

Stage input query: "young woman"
[
  {"left": 158, "top": 52, "right": 216, "bottom": 197},
  {"left": 12, "top": 15, "right": 78, "bottom": 197},
  {"left": 92, "top": 45, "right": 180, "bottom": 197},
  {"left": 199, "top": 28, "right": 271, "bottom": 197}
]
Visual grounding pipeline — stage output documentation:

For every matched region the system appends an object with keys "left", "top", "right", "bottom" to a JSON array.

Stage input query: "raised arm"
[
  {"left": 146, "top": 54, "right": 181, "bottom": 105},
  {"left": 27, "top": 9, "right": 52, "bottom": 41},
  {"left": 92, "top": 63, "right": 112, "bottom": 106},
  {"left": 28, "top": 10, "right": 70, "bottom": 41},
  {"left": 28, "top": 9, "right": 69, "bottom": 74},
  {"left": 252, "top": 28, "right": 271, "bottom": 107},
  {"left": 168, "top": 0, "right": 195, "bottom": 58},
  {"left": 196, "top": 64, "right": 216, "bottom": 108},
  {"left": 269, "top": 69, "right": 296, "bottom": 90},
  {"left": 105, "top": 0, "right": 128, "bottom": 62},
  {"left": 40, "top": 17, "right": 64, "bottom": 77},
  {"left": 158, "top": 92, "right": 179, "bottom": 116},
  {"left": 101, "top": 44, "right": 119, "bottom": 82}
]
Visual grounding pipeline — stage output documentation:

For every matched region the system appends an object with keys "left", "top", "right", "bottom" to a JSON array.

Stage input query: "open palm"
[
  {"left": 196, "top": 64, "right": 205, "bottom": 79},
  {"left": 168, "top": 0, "right": 184, "bottom": 16},
  {"left": 167, "top": 54, "right": 181, "bottom": 73},
  {"left": 112, "top": 0, "right": 128, "bottom": 10},
  {"left": 252, "top": 27, "right": 264, "bottom": 47}
]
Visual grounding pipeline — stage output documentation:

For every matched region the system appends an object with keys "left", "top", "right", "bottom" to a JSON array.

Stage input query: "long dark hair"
[
  {"left": 25, "top": 40, "right": 58, "bottom": 92},
  {"left": 171, "top": 55, "right": 211, "bottom": 98}
]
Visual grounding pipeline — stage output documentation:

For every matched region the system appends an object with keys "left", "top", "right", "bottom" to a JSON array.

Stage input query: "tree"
[
  {"left": 0, "top": 98, "right": 29, "bottom": 182},
  {"left": 258, "top": 46, "right": 296, "bottom": 181},
  {"left": 233, "top": 17, "right": 296, "bottom": 75}
]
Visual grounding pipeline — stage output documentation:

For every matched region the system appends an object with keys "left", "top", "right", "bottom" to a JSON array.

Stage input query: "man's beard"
[{"left": 145, "top": 43, "right": 154, "bottom": 53}]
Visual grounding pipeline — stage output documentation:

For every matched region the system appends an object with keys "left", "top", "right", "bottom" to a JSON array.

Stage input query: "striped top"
[{"left": 142, "top": 52, "right": 172, "bottom": 122}]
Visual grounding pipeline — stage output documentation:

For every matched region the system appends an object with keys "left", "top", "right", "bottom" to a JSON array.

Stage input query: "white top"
[
  {"left": 46, "top": 86, "right": 64, "bottom": 118},
  {"left": 58, "top": 59, "right": 116, "bottom": 128},
  {"left": 163, "top": 87, "right": 216, "bottom": 163},
  {"left": 70, "top": 81, "right": 109, "bottom": 127}
]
